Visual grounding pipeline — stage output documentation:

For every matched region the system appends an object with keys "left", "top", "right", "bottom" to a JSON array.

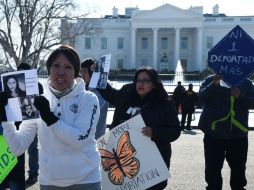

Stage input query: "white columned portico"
[
  {"left": 174, "top": 27, "right": 180, "bottom": 69},
  {"left": 131, "top": 28, "right": 136, "bottom": 69},
  {"left": 152, "top": 28, "right": 158, "bottom": 69},
  {"left": 196, "top": 27, "right": 203, "bottom": 71}
]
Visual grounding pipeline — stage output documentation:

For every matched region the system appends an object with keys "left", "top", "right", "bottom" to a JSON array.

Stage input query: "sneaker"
[{"left": 25, "top": 175, "right": 38, "bottom": 187}]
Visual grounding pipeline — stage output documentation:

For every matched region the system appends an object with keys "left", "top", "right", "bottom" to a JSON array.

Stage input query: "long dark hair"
[
  {"left": 4, "top": 75, "right": 24, "bottom": 97},
  {"left": 133, "top": 66, "right": 168, "bottom": 98}
]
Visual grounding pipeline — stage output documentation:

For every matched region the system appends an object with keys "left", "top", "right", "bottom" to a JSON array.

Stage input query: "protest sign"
[
  {"left": 0, "top": 135, "right": 18, "bottom": 184},
  {"left": 208, "top": 25, "right": 254, "bottom": 86},
  {"left": 89, "top": 54, "right": 111, "bottom": 89},
  {"left": 97, "top": 114, "right": 170, "bottom": 190},
  {"left": 1, "top": 69, "right": 39, "bottom": 121}
]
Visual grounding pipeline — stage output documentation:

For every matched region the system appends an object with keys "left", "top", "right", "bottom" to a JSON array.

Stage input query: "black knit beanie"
[
  {"left": 81, "top": 58, "right": 96, "bottom": 78},
  {"left": 46, "top": 45, "right": 80, "bottom": 78}
]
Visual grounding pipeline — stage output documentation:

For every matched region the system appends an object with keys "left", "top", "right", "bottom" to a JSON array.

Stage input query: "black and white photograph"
[
  {"left": 19, "top": 95, "right": 39, "bottom": 120},
  {"left": 1, "top": 69, "right": 39, "bottom": 121},
  {"left": 2, "top": 73, "right": 26, "bottom": 98}
]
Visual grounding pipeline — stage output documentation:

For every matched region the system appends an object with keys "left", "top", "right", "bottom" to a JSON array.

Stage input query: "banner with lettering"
[
  {"left": 97, "top": 114, "right": 170, "bottom": 190},
  {"left": 208, "top": 25, "right": 254, "bottom": 86},
  {"left": 0, "top": 135, "right": 18, "bottom": 184}
]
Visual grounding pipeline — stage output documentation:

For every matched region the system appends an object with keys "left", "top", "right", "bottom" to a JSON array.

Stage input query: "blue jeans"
[
  {"left": 27, "top": 135, "right": 39, "bottom": 177},
  {"left": 40, "top": 182, "right": 101, "bottom": 190}
]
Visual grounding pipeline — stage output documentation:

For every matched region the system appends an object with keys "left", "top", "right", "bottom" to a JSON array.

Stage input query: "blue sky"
[{"left": 76, "top": 0, "right": 254, "bottom": 17}]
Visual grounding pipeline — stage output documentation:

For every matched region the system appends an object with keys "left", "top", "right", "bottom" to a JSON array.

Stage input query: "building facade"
[{"left": 63, "top": 3, "right": 254, "bottom": 72}]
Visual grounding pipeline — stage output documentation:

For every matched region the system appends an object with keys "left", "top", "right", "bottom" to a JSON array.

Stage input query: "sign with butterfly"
[{"left": 97, "top": 114, "right": 170, "bottom": 190}]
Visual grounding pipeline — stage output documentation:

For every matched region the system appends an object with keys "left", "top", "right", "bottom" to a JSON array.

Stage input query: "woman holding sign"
[
  {"left": 98, "top": 66, "right": 181, "bottom": 190},
  {"left": 0, "top": 45, "right": 102, "bottom": 190}
]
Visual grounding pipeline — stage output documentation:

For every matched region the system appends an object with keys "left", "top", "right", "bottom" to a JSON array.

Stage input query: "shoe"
[
  {"left": 25, "top": 175, "right": 38, "bottom": 187},
  {"left": 186, "top": 127, "right": 192, "bottom": 131}
]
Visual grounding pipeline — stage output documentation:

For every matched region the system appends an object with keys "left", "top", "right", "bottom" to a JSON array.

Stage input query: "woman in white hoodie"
[{"left": 1, "top": 45, "right": 101, "bottom": 190}]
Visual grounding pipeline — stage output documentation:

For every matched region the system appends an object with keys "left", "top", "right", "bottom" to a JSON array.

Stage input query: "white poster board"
[
  {"left": 89, "top": 54, "right": 111, "bottom": 89},
  {"left": 1, "top": 70, "right": 39, "bottom": 121},
  {"left": 97, "top": 114, "right": 170, "bottom": 190}
]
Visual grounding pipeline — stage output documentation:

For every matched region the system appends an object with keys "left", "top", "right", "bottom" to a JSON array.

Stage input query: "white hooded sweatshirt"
[{"left": 2, "top": 78, "right": 101, "bottom": 187}]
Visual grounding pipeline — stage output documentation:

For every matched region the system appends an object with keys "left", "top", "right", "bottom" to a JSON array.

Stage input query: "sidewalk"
[
  {"left": 26, "top": 130, "right": 254, "bottom": 190},
  {"left": 25, "top": 109, "right": 254, "bottom": 190}
]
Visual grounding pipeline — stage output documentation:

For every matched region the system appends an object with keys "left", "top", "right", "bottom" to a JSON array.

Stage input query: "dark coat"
[
  {"left": 98, "top": 83, "right": 181, "bottom": 166},
  {"left": 198, "top": 75, "right": 254, "bottom": 139},
  {"left": 181, "top": 90, "right": 198, "bottom": 113}
]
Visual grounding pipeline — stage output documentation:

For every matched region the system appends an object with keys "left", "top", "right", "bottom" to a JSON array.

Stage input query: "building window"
[
  {"left": 161, "top": 37, "right": 168, "bottom": 49},
  {"left": 141, "top": 37, "right": 148, "bottom": 49},
  {"left": 101, "top": 37, "right": 107, "bottom": 49},
  {"left": 206, "top": 36, "right": 214, "bottom": 49},
  {"left": 117, "top": 59, "right": 124, "bottom": 70},
  {"left": 117, "top": 37, "right": 124, "bottom": 49},
  {"left": 141, "top": 58, "right": 148, "bottom": 66},
  {"left": 85, "top": 38, "right": 91, "bottom": 49},
  {"left": 181, "top": 37, "right": 188, "bottom": 50}
]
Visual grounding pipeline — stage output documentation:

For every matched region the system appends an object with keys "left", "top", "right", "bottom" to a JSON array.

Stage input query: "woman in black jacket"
[{"left": 98, "top": 67, "right": 181, "bottom": 190}]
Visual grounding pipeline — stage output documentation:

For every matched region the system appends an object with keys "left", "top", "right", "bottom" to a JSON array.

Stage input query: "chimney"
[
  {"left": 213, "top": 4, "right": 219, "bottom": 16},
  {"left": 112, "top": 6, "right": 118, "bottom": 18}
]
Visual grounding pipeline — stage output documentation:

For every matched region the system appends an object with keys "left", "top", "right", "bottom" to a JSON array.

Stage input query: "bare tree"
[{"left": 0, "top": 0, "right": 98, "bottom": 69}]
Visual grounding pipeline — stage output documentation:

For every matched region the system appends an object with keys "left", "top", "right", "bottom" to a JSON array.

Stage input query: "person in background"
[
  {"left": 80, "top": 58, "right": 109, "bottom": 139},
  {"left": 0, "top": 45, "right": 101, "bottom": 190},
  {"left": 198, "top": 74, "right": 254, "bottom": 190},
  {"left": 16, "top": 62, "right": 43, "bottom": 187},
  {"left": 98, "top": 66, "right": 181, "bottom": 190},
  {"left": 172, "top": 81, "right": 185, "bottom": 114},
  {"left": 181, "top": 83, "right": 198, "bottom": 130}
]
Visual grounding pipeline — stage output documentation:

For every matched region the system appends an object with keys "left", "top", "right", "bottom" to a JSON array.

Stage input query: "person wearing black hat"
[
  {"left": 80, "top": 58, "right": 109, "bottom": 139},
  {"left": 1, "top": 45, "right": 102, "bottom": 189}
]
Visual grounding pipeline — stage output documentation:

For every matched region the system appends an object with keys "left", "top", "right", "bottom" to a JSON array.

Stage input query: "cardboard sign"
[
  {"left": 208, "top": 25, "right": 254, "bottom": 86},
  {"left": 0, "top": 135, "right": 18, "bottom": 184},
  {"left": 97, "top": 114, "right": 170, "bottom": 190}
]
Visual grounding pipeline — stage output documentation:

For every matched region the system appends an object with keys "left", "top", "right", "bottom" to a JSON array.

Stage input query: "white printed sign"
[
  {"left": 1, "top": 70, "right": 39, "bottom": 121},
  {"left": 97, "top": 114, "right": 170, "bottom": 190},
  {"left": 89, "top": 54, "right": 111, "bottom": 89}
]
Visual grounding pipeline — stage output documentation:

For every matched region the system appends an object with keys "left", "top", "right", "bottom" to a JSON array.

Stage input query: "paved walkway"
[{"left": 26, "top": 129, "right": 254, "bottom": 190}]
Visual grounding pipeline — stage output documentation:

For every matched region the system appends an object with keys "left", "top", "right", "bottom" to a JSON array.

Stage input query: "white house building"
[{"left": 62, "top": 3, "right": 254, "bottom": 72}]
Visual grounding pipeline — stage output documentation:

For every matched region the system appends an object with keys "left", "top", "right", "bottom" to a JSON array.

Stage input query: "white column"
[
  {"left": 130, "top": 28, "right": 136, "bottom": 69},
  {"left": 152, "top": 28, "right": 158, "bottom": 69},
  {"left": 197, "top": 27, "right": 203, "bottom": 71},
  {"left": 174, "top": 27, "right": 180, "bottom": 69}
]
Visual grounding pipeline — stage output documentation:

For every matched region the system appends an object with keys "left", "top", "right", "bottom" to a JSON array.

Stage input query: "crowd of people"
[{"left": 0, "top": 45, "right": 253, "bottom": 190}]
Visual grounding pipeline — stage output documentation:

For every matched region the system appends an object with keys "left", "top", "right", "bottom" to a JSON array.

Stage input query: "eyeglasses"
[{"left": 136, "top": 79, "right": 152, "bottom": 85}]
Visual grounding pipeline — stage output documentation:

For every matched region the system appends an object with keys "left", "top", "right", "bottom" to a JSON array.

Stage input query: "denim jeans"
[{"left": 27, "top": 135, "right": 39, "bottom": 177}]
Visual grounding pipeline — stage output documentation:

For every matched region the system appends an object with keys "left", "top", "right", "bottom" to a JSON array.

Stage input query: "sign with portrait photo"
[
  {"left": 97, "top": 114, "right": 170, "bottom": 190},
  {"left": 89, "top": 54, "right": 111, "bottom": 89},
  {"left": 1, "top": 69, "right": 39, "bottom": 121}
]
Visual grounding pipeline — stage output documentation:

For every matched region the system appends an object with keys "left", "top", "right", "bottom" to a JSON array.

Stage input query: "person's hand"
[
  {"left": 231, "top": 87, "right": 240, "bottom": 98},
  {"left": 142, "top": 127, "right": 153, "bottom": 138},
  {"left": 34, "top": 96, "right": 59, "bottom": 126},
  {"left": 213, "top": 75, "right": 221, "bottom": 85},
  {"left": 0, "top": 92, "right": 8, "bottom": 122}
]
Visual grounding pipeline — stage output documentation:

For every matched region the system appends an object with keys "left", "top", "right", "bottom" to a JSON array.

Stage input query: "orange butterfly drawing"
[{"left": 99, "top": 131, "right": 140, "bottom": 185}]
